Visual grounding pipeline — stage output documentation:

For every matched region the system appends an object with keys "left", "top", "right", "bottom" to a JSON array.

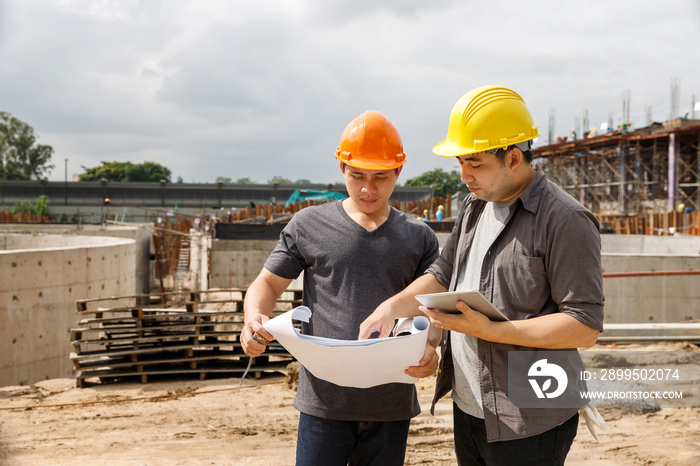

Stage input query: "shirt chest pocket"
[{"left": 494, "top": 252, "right": 549, "bottom": 315}]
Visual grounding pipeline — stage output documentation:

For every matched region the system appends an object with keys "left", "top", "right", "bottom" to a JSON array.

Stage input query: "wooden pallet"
[
  {"left": 73, "top": 353, "right": 292, "bottom": 387},
  {"left": 71, "top": 288, "right": 301, "bottom": 387}
]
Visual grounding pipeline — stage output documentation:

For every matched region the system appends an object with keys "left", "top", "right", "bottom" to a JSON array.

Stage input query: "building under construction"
[{"left": 534, "top": 118, "right": 700, "bottom": 217}]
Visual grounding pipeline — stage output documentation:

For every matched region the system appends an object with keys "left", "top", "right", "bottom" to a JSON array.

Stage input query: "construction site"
[
  {"left": 536, "top": 117, "right": 700, "bottom": 235},
  {"left": 1, "top": 118, "right": 700, "bottom": 465}
]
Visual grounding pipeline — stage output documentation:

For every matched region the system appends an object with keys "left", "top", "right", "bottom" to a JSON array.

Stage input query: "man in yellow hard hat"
[
  {"left": 241, "top": 110, "right": 440, "bottom": 465},
  {"left": 360, "top": 86, "right": 604, "bottom": 465}
]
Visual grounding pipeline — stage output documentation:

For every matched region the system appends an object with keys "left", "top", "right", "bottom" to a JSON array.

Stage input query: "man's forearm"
[
  {"left": 243, "top": 269, "right": 292, "bottom": 323},
  {"left": 481, "top": 312, "right": 599, "bottom": 349}
]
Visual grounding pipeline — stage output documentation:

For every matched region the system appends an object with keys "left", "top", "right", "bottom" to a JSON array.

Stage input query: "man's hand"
[
  {"left": 358, "top": 303, "right": 397, "bottom": 339},
  {"left": 241, "top": 268, "right": 292, "bottom": 357},
  {"left": 421, "top": 300, "right": 600, "bottom": 349},
  {"left": 404, "top": 342, "right": 439, "bottom": 378},
  {"left": 419, "top": 300, "right": 493, "bottom": 338},
  {"left": 359, "top": 274, "right": 447, "bottom": 340},
  {"left": 241, "top": 314, "right": 273, "bottom": 357}
]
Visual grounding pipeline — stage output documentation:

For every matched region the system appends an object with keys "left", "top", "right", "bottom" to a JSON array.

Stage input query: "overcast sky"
[{"left": 1, "top": 0, "right": 699, "bottom": 185}]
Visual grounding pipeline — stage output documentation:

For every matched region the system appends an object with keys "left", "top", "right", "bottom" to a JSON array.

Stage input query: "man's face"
[
  {"left": 342, "top": 164, "right": 400, "bottom": 216},
  {"left": 456, "top": 150, "right": 519, "bottom": 203}
]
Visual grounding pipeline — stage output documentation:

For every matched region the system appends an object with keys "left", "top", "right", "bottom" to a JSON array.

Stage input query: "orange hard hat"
[{"left": 335, "top": 110, "right": 406, "bottom": 170}]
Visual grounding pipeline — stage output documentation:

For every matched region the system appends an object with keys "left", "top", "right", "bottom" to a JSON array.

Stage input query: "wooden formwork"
[
  {"left": 597, "top": 211, "right": 699, "bottom": 236},
  {"left": 70, "top": 288, "right": 302, "bottom": 387}
]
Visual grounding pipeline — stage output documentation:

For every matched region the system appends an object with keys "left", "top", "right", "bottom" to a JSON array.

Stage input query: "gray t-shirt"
[
  {"left": 452, "top": 200, "right": 514, "bottom": 419},
  {"left": 264, "top": 200, "right": 439, "bottom": 421}
]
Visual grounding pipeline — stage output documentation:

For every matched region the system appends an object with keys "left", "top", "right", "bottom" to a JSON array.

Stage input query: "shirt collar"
[{"left": 517, "top": 164, "right": 545, "bottom": 215}]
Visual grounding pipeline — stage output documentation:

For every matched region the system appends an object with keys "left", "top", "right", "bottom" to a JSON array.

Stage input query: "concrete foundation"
[
  {"left": 0, "top": 232, "right": 138, "bottom": 386},
  {"left": 0, "top": 224, "right": 152, "bottom": 294},
  {"left": 2, "top": 224, "right": 698, "bottom": 388}
]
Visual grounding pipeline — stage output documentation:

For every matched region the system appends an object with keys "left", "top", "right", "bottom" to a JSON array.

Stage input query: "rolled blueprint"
[{"left": 263, "top": 306, "right": 430, "bottom": 388}]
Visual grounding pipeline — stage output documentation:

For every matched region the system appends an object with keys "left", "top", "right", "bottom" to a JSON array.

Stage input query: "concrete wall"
[
  {"left": 601, "top": 235, "right": 700, "bottom": 323},
  {"left": 0, "top": 233, "right": 137, "bottom": 386},
  {"left": 601, "top": 234, "right": 700, "bottom": 255},
  {"left": 210, "top": 239, "right": 278, "bottom": 288},
  {"left": 0, "top": 224, "right": 152, "bottom": 295}
]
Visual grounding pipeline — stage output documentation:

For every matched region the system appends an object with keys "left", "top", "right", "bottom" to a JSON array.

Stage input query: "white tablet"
[{"left": 415, "top": 291, "right": 509, "bottom": 321}]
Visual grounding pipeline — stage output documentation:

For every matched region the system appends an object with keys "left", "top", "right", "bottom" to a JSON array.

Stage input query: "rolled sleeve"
[{"left": 546, "top": 209, "right": 605, "bottom": 331}]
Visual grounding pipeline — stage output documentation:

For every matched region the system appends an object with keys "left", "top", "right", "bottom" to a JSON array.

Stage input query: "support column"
[
  {"left": 668, "top": 133, "right": 679, "bottom": 212},
  {"left": 634, "top": 141, "right": 643, "bottom": 214},
  {"left": 578, "top": 156, "right": 586, "bottom": 206},
  {"left": 696, "top": 134, "right": 700, "bottom": 211},
  {"left": 618, "top": 143, "right": 628, "bottom": 214}
]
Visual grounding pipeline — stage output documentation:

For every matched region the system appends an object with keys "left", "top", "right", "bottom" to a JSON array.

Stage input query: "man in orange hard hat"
[
  {"left": 242, "top": 110, "right": 440, "bottom": 465},
  {"left": 360, "top": 86, "right": 605, "bottom": 465}
]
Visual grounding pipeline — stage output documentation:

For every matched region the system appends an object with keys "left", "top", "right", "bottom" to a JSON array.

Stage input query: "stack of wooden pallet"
[{"left": 70, "top": 289, "right": 301, "bottom": 387}]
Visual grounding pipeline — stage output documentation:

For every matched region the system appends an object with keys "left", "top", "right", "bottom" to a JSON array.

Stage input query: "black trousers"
[{"left": 453, "top": 404, "right": 578, "bottom": 466}]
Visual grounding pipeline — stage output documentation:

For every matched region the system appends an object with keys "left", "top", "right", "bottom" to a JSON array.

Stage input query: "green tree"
[
  {"left": 79, "top": 161, "right": 172, "bottom": 182},
  {"left": 268, "top": 176, "right": 293, "bottom": 185},
  {"left": 126, "top": 161, "right": 171, "bottom": 182},
  {"left": 215, "top": 177, "right": 232, "bottom": 184},
  {"left": 0, "top": 112, "right": 55, "bottom": 180},
  {"left": 404, "top": 168, "right": 462, "bottom": 198},
  {"left": 235, "top": 177, "right": 255, "bottom": 184}
]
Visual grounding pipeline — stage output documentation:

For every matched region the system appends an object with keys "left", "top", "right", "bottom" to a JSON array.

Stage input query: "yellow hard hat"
[
  {"left": 433, "top": 85, "right": 540, "bottom": 157},
  {"left": 335, "top": 110, "right": 406, "bottom": 170}
]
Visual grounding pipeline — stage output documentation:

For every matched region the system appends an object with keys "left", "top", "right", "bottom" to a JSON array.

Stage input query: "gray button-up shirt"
[{"left": 428, "top": 165, "right": 604, "bottom": 442}]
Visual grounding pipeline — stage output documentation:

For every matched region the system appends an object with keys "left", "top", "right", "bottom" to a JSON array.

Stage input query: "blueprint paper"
[{"left": 263, "top": 306, "right": 430, "bottom": 388}]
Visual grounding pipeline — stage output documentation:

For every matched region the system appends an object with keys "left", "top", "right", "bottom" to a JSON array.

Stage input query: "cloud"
[{"left": 0, "top": 0, "right": 699, "bottom": 185}]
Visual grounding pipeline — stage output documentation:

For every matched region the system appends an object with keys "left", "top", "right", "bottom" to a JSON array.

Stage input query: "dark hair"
[{"left": 494, "top": 145, "right": 534, "bottom": 165}]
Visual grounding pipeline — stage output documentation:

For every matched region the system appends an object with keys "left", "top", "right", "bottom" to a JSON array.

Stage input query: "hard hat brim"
[
  {"left": 432, "top": 139, "right": 473, "bottom": 158},
  {"left": 336, "top": 153, "right": 405, "bottom": 171}
]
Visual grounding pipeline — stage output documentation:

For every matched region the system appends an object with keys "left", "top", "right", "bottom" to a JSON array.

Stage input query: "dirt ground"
[{"left": 1, "top": 343, "right": 699, "bottom": 465}]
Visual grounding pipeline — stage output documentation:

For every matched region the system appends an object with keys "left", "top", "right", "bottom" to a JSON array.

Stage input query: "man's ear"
[
  {"left": 395, "top": 166, "right": 403, "bottom": 179},
  {"left": 339, "top": 161, "right": 346, "bottom": 173},
  {"left": 508, "top": 147, "right": 524, "bottom": 170}
]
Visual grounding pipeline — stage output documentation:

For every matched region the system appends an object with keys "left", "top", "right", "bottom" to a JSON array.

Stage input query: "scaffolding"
[{"left": 534, "top": 119, "right": 700, "bottom": 215}]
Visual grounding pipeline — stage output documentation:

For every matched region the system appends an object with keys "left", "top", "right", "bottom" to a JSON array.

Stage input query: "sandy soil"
[{"left": 1, "top": 344, "right": 699, "bottom": 465}]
